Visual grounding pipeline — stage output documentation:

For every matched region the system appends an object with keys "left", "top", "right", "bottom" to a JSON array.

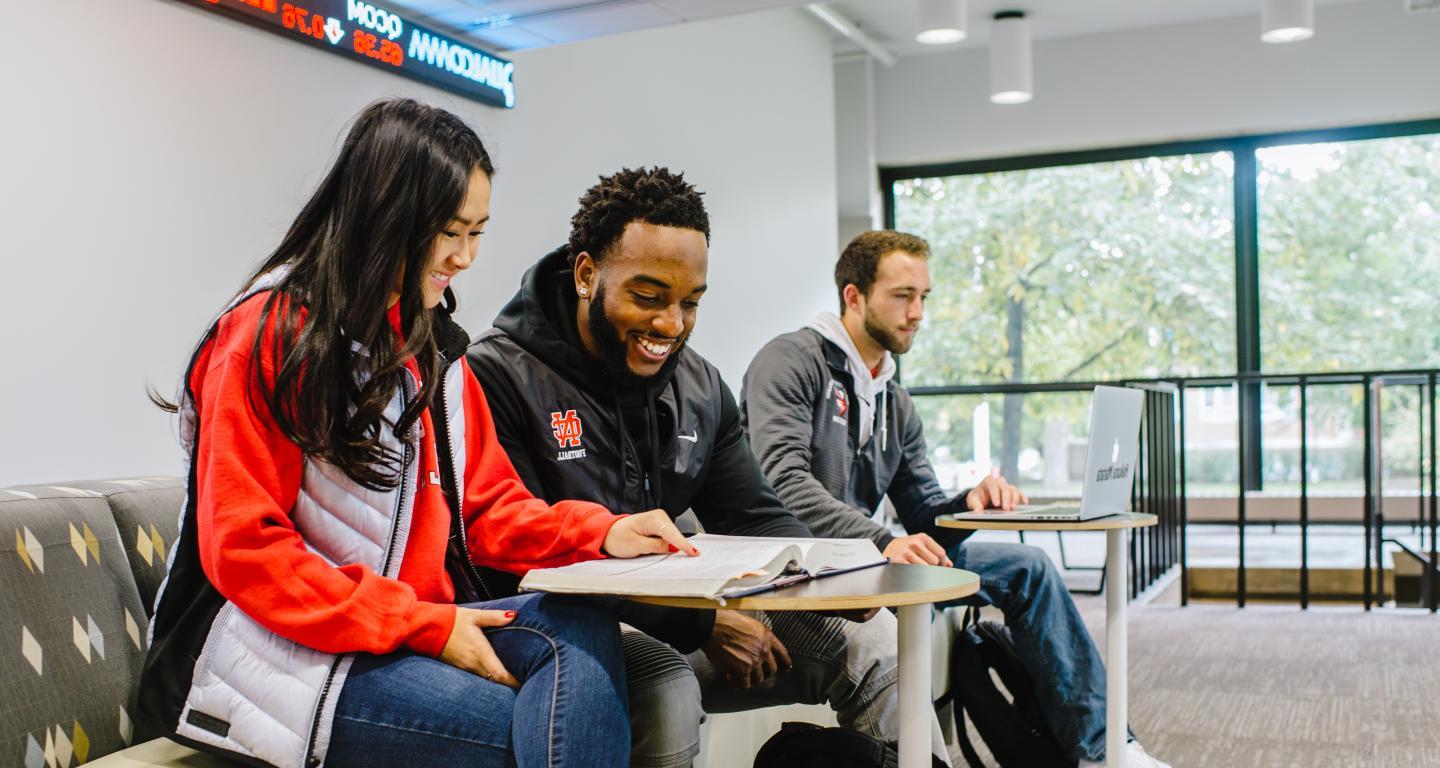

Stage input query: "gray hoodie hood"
[{"left": 805, "top": 312, "right": 896, "bottom": 449}]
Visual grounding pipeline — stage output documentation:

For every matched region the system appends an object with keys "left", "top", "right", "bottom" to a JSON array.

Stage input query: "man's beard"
[
  {"left": 586, "top": 282, "right": 684, "bottom": 390},
  {"left": 863, "top": 305, "right": 915, "bottom": 355}
]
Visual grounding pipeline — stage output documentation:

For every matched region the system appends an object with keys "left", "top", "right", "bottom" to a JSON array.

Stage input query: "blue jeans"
[
  {"left": 327, "top": 593, "right": 629, "bottom": 768},
  {"left": 943, "top": 540, "right": 1110, "bottom": 763}
]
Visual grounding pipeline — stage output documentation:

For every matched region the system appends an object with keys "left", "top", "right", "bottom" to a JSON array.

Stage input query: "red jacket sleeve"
[
  {"left": 192, "top": 296, "right": 456, "bottom": 657},
  {"left": 459, "top": 364, "right": 625, "bottom": 574}
]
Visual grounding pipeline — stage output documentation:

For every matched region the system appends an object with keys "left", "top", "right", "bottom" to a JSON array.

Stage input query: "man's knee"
[
  {"left": 1013, "top": 543, "right": 1066, "bottom": 592},
  {"left": 622, "top": 630, "right": 703, "bottom": 768},
  {"left": 975, "top": 541, "right": 1063, "bottom": 596}
]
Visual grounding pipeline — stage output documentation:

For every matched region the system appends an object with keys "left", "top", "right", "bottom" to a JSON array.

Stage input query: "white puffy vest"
[{"left": 154, "top": 270, "right": 470, "bottom": 767}]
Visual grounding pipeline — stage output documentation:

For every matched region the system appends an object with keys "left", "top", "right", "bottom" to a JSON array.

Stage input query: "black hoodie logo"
[
  {"left": 550, "top": 410, "right": 587, "bottom": 461},
  {"left": 551, "top": 410, "right": 583, "bottom": 447}
]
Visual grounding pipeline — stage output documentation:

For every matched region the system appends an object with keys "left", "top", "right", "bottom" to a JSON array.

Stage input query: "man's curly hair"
[{"left": 567, "top": 167, "right": 711, "bottom": 266}]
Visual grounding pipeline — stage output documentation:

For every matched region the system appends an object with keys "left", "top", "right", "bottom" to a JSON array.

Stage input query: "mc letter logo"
[{"left": 550, "top": 410, "right": 583, "bottom": 448}]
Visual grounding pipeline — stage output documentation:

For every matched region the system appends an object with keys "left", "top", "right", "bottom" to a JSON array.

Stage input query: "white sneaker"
[{"left": 1077, "top": 740, "right": 1172, "bottom": 768}]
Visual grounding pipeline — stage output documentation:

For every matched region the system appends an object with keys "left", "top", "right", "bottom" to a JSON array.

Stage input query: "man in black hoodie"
[{"left": 467, "top": 168, "right": 949, "bottom": 767}]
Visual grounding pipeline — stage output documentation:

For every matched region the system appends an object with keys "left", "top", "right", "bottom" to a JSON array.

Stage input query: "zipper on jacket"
[
  {"left": 304, "top": 661, "right": 343, "bottom": 768},
  {"left": 437, "top": 368, "right": 494, "bottom": 601},
  {"left": 306, "top": 380, "right": 417, "bottom": 767}
]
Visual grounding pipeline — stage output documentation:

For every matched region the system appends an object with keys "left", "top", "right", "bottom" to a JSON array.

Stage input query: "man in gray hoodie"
[{"left": 740, "top": 230, "right": 1170, "bottom": 768}]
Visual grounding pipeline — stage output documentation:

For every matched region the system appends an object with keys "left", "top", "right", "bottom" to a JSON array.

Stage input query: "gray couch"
[
  {"left": 1, "top": 477, "right": 960, "bottom": 768},
  {"left": 0, "top": 477, "right": 224, "bottom": 767}
]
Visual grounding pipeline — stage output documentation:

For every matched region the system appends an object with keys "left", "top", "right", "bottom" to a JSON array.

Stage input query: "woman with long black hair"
[{"left": 139, "top": 98, "right": 695, "bottom": 768}]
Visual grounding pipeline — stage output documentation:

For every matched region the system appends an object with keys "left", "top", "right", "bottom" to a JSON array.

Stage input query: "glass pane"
[
  {"left": 1259, "top": 134, "right": 1440, "bottom": 373},
  {"left": 892, "top": 152, "right": 1236, "bottom": 388},
  {"left": 1183, "top": 384, "right": 1240, "bottom": 500},
  {"left": 1257, "top": 383, "right": 1366, "bottom": 500},
  {"left": 912, "top": 390, "right": 1095, "bottom": 497}
]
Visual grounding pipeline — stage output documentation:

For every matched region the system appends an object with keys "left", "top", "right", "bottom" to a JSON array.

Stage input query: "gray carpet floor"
[{"left": 952, "top": 580, "right": 1440, "bottom": 768}]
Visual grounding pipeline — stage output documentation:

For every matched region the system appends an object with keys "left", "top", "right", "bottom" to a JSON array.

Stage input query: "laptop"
[{"left": 950, "top": 385, "right": 1145, "bottom": 523}]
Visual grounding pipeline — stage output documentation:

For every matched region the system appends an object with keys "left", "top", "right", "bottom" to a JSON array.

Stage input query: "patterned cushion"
[
  {"left": 0, "top": 484, "right": 154, "bottom": 768},
  {"left": 52, "top": 479, "right": 184, "bottom": 618}
]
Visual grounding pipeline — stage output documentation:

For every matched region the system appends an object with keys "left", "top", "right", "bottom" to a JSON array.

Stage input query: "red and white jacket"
[{"left": 139, "top": 267, "right": 623, "bottom": 767}]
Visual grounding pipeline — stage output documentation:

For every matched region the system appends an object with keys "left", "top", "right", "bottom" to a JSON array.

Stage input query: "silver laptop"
[{"left": 951, "top": 385, "right": 1144, "bottom": 523}]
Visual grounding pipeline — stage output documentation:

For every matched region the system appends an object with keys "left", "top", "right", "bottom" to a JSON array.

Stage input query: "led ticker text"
[{"left": 184, "top": 0, "right": 513, "bottom": 108}]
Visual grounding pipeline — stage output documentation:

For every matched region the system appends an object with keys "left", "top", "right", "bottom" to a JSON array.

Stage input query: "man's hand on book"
[
  {"left": 439, "top": 607, "right": 520, "bottom": 688},
  {"left": 603, "top": 509, "right": 700, "bottom": 558},
  {"left": 703, "top": 610, "right": 792, "bottom": 690},
  {"left": 883, "top": 533, "right": 953, "bottom": 567}
]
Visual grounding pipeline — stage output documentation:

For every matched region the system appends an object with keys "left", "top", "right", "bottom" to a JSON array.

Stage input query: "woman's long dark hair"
[{"left": 162, "top": 99, "right": 494, "bottom": 490}]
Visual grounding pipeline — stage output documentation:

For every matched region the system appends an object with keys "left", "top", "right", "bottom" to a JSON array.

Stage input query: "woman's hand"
[
  {"left": 438, "top": 607, "right": 520, "bottom": 688},
  {"left": 603, "top": 509, "right": 700, "bottom": 558}
]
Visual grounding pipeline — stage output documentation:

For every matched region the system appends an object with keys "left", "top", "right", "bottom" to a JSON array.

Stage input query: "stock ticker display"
[{"left": 183, "top": 0, "right": 515, "bottom": 108}]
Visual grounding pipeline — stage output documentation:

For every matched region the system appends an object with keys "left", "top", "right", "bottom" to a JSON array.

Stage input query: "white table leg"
[
  {"left": 897, "top": 603, "right": 930, "bottom": 768},
  {"left": 1106, "top": 528, "right": 1127, "bottom": 768}
]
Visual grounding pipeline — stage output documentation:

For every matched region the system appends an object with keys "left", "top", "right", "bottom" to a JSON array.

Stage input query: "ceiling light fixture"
[
  {"left": 1261, "top": 0, "right": 1314, "bottom": 43},
  {"left": 989, "top": 10, "right": 1032, "bottom": 105},
  {"left": 916, "top": 0, "right": 967, "bottom": 44}
]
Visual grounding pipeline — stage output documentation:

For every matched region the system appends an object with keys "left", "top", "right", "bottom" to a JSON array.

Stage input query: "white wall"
[
  {"left": 0, "top": 1, "right": 837, "bottom": 486},
  {"left": 467, "top": 13, "right": 839, "bottom": 385},
  {"left": 874, "top": 0, "right": 1440, "bottom": 166}
]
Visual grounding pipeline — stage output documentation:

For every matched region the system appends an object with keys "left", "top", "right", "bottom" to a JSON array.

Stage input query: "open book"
[{"left": 519, "top": 533, "right": 889, "bottom": 603}]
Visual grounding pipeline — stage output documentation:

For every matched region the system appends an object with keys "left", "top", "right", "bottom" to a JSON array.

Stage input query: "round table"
[
  {"left": 938, "top": 512, "right": 1156, "bottom": 768},
  {"left": 634, "top": 564, "right": 979, "bottom": 768}
]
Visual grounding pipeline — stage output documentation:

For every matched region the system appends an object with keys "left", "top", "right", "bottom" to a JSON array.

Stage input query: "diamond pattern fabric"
[
  {"left": 67, "top": 478, "right": 184, "bottom": 617},
  {"left": 1, "top": 479, "right": 177, "bottom": 767}
]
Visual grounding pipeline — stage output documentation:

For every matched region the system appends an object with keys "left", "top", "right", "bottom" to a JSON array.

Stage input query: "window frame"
[{"left": 879, "top": 117, "right": 1440, "bottom": 490}]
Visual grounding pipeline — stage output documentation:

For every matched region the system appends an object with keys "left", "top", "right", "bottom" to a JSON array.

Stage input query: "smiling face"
[
  {"left": 574, "top": 222, "right": 708, "bottom": 383},
  {"left": 391, "top": 167, "right": 492, "bottom": 310}
]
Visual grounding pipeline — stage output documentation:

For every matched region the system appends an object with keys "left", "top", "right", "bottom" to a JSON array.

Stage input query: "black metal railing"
[
  {"left": 1129, "top": 384, "right": 1182, "bottom": 601},
  {"left": 909, "top": 368, "right": 1440, "bottom": 612}
]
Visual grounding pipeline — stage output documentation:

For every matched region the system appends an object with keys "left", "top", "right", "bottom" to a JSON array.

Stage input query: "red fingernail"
[
  {"left": 668, "top": 543, "right": 679, "bottom": 552},
  {"left": 505, "top": 611, "right": 516, "bottom": 618}
]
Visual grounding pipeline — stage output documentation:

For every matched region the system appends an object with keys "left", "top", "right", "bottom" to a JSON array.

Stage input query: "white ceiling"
[{"left": 384, "top": 0, "right": 1367, "bottom": 55}]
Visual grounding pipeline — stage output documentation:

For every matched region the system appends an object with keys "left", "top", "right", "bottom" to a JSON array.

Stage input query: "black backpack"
[
  {"left": 948, "top": 616, "right": 1074, "bottom": 768},
  {"left": 753, "top": 722, "right": 950, "bottom": 768}
]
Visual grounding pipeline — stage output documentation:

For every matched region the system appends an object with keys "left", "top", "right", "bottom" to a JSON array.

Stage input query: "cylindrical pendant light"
[
  {"left": 1261, "top": 0, "right": 1314, "bottom": 43},
  {"left": 989, "top": 11, "right": 1032, "bottom": 105},
  {"left": 916, "top": 0, "right": 967, "bottom": 44}
]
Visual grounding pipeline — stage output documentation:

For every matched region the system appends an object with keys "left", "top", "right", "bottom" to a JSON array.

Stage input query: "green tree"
[
  {"left": 895, "top": 153, "right": 1236, "bottom": 478},
  {"left": 1260, "top": 136, "right": 1440, "bottom": 373},
  {"left": 893, "top": 133, "right": 1440, "bottom": 488}
]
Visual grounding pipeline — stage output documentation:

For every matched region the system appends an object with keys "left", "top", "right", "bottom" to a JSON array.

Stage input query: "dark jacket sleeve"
[
  {"left": 689, "top": 377, "right": 813, "bottom": 539},
  {"left": 742, "top": 336, "right": 897, "bottom": 548},
  {"left": 884, "top": 387, "right": 972, "bottom": 548},
  {"left": 467, "top": 342, "right": 717, "bottom": 652}
]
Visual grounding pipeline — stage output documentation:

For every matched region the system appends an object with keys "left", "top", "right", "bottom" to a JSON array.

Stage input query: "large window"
[
  {"left": 1259, "top": 134, "right": 1440, "bottom": 373},
  {"left": 883, "top": 121, "right": 1440, "bottom": 493},
  {"left": 893, "top": 153, "right": 1236, "bottom": 388}
]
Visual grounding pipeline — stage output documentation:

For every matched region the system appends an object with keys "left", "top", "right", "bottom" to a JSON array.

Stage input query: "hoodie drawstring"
[{"left": 879, "top": 388, "right": 889, "bottom": 451}]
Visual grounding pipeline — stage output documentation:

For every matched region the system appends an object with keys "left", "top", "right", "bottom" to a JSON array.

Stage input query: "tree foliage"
[
  {"left": 895, "top": 152, "right": 1236, "bottom": 477},
  {"left": 893, "top": 134, "right": 1440, "bottom": 485}
]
